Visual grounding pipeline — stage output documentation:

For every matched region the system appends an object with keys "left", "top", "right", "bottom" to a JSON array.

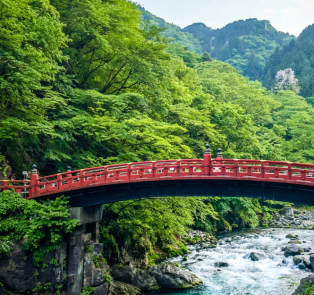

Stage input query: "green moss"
[{"left": 262, "top": 223, "right": 268, "bottom": 227}]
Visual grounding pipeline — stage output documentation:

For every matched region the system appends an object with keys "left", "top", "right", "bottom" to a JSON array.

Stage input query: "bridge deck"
[{"left": 1, "top": 155, "right": 314, "bottom": 203}]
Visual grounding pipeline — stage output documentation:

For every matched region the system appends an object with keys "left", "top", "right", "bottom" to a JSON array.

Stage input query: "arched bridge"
[{"left": 2, "top": 145, "right": 314, "bottom": 206}]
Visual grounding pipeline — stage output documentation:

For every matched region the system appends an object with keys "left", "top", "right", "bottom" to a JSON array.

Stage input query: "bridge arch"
[{"left": 2, "top": 144, "right": 314, "bottom": 205}]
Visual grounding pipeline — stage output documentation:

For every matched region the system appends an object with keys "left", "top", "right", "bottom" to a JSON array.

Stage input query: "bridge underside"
[{"left": 38, "top": 179, "right": 314, "bottom": 207}]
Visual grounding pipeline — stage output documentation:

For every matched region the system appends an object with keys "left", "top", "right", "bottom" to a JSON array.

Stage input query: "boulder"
[
  {"left": 250, "top": 252, "right": 267, "bottom": 261},
  {"left": 284, "top": 244, "right": 304, "bottom": 257},
  {"left": 84, "top": 252, "right": 110, "bottom": 287},
  {"left": 294, "top": 210, "right": 302, "bottom": 214},
  {"left": 95, "top": 282, "right": 110, "bottom": 295},
  {"left": 286, "top": 233, "right": 298, "bottom": 238},
  {"left": 109, "top": 280, "right": 141, "bottom": 295},
  {"left": 148, "top": 263, "right": 202, "bottom": 288},
  {"left": 200, "top": 243, "right": 216, "bottom": 249},
  {"left": 111, "top": 266, "right": 160, "bottom": 291},
  {"left": 310, "top": 255, "right": 314, "bottom": 269},
  {"left": 288, "top": 240, "right": 302, "bottom": 244},
  {"left": 0, "top": 241, "right": 67, "bottom": 293},
  {"left": 119, "top": 243, "right": 148, "bottom": 268},
  {"left": 291, "top": 275, "right": 314, "bottom": 295},
  {"left": 298, "top": 262, "right": 306, "bottom": 269},
  {"left": 214, "top": 261, "right": 229, "bottom": 267},
  {"left": 293, "top": 255, "right": 312, "bottom": 269},
  {"left": 302, "top": 221, "right": 314, "bottom": 228}
]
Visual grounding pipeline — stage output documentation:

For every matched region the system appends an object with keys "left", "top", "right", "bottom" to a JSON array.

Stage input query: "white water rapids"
[{"left": 161, "top": 228, "right": 314, "bottom": 295}]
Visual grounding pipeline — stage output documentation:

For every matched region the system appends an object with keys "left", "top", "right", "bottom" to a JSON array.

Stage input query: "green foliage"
[
  {"left": 80, "top": 286, "right": 96, "bottom": 295},
  {"left": 260, "top": 24, "right": 314, "bottom": 98},
  {"left": 0, "top": 191, "right": 77, "bottom": 266},
  {"left": 139, "top": 7, "right": 202, "bottom": 54},
  {"left": 100, "top": 197, "right": 219, "bottom": 262},
  {"left": 181, "top": 19, "right": 294, "bottom": 80}
]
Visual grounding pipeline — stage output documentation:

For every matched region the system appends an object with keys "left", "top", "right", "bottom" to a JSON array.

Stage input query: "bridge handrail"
[{"left": 2, "top": 145, "right": 314, "bottom": 199}]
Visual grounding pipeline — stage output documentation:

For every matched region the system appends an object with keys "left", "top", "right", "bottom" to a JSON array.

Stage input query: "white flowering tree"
[{"left": 273, "top": 68, "right": 300, "bottom": 94}]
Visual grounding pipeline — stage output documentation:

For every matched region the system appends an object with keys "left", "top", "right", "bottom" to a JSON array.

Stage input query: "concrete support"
[
  {"left": 67, "top": 225, "right": 85, "bottom": 295},
  {"left": 67, "top": 205, "right": 103, "bottom": 295},
  {"left": 86, "top": 222, "right": 100, "bottom": 243}
]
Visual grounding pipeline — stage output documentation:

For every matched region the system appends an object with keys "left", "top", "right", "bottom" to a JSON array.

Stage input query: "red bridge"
[{"left": 2, "top": 144, "right": 314, "bottom": 206}]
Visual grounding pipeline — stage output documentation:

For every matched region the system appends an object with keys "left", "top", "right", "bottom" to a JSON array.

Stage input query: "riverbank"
[{"left": 167, "top": 228, "right": 314, "bottom": 295}]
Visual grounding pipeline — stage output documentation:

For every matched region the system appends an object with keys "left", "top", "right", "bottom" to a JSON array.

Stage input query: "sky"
[{"left": 137, "top": 0, "right": 314, "bottom": 36}]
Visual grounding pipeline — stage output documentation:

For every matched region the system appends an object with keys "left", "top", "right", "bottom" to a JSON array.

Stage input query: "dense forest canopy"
[
  {"left": 139, "top": 10, "right": 294, "bottom": 80},
  {"left": 260, "top": 24, "right": 314, "bottom": 98},
  {"left": 2, "top": 0, "right": 314, "bottom": 266}
]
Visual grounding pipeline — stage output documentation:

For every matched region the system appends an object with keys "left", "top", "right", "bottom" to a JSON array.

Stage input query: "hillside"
[
  {"left": 182, "top": 19, "right": 294, "bottom": 79},
  {"left": 260, "top": 24, "right": 314, "bottom": 98},
  {"left": 139, "top": 8, "right": 294, "bottom": 80},
  {"left": 139, "top": 6, "right": 202, "bottom": 54}
]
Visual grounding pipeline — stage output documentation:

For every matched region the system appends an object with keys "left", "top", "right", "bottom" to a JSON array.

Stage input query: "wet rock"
[
  {"left": 111, "top": 265, "right": 160, "bottom": 291},
  {"left": 200, "top": 242, "right": 216, "bottom": 249},
  {"left": 302, "top": 220, "right": 314, "bottom": 228},
  {"left": 250, "top": 252, "right": 267, "bottom": 261},
  {"left": 148, "top": 263, "right": 202, "bottom": 288},
  {"left": 282, "top": 259, "right": 288, "bottom": 265},
  {"left": 286, "top": 233, "right": 298, "bottom": 238},
  {"left": 288, "top": 240, "right": 302, "bottom": 244},
  {"left": 309, "top": 255, "right": 314, "bottom": 269},
  {"left": 304, "top": 247, "right": 311, "bottom": 252},
  {"left": 182, "top": 257, "right": 188, "bottom": 261},
  {"left": 109, "top": 280, "right": 141, "bottom": 295},
  {"left": 95, "top": 282, "right": 110, "bottom": 295},
  {"left": 93, "top": 243, "right": 104, "bottom": 254},
  {"left": 293, "top": 255, "right": 312, "bottom": 269},
  {"left": 214, "top": 261, "right": 229, "bottom": 267},
  {"left": 294, "top": 210, "right": 302, "bottom": 214},
  {"left": 284, "top": 244, "right": 304, "bottom": 257},
  {"left": 84, "top": 252, "right": 110, "bottom": 287},
  {"left": 224, "top": 238, "right": 232, "bottom": 243},
  {"left": 298, "top": 262, "right": 306, "bottom": 269},
  {"left": 216, "top": 269, "right": 222, "bottom": 271},
  {"left": 0, "top": 241, "right": 67, "bottom": 293}
]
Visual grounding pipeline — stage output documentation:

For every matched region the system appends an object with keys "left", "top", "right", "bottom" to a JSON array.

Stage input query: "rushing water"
[{"left": 163, "top": 228, "right": 314, "bottom": 295}]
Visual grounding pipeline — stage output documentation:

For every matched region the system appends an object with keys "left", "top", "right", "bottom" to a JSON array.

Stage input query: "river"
[{"left": 162, "top": 228, "right": 314, "bottom": 295}]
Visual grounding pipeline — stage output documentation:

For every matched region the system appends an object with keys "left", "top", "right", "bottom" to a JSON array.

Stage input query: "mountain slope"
[
  {"left": 183, "top": 19, "right": 294, "bottom": 79},
  {"left": 139, "top": 7, "right": 202, "bottom": 54},
  {"left": 260, "top": 24, "right": 314, "bottom": 98}
]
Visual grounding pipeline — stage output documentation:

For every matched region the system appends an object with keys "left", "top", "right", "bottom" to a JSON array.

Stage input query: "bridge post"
[
  {"left": 67, "top": 205, "right": 103, "bottom": 295},
  {"left": 204, "top": 144, "right": 212, "bottom": 176},
  {"left": 29, "top": 164, "right": 38, "bottom": 198}
]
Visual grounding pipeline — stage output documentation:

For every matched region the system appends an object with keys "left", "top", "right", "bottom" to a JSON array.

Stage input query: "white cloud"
[{"left": 263, "top": 8, "right": 276, "bottom": 14}]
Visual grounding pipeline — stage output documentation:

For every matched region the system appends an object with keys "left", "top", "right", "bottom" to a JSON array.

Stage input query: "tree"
[
  {"left": 0, "top": 0, "right": 67, "bottom": 170},
  {"left": 273, "top": 69, "right": 300, "bottom": 94}
]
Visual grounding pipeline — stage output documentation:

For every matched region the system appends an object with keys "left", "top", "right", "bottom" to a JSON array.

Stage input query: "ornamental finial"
[
  {"left": 67, "top": 166, "right": 71, "bottom": 172},
  {"left": 217, "top": 148, "right": 222, "bottom": 158},
  {"left": 31, "top": 164, "right": 37, "bottom": 174},
  {"left": 204, "top": 143, "right": 211, "bottom": 155}
]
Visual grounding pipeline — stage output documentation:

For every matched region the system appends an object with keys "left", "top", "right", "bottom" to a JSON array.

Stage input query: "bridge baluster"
[
  {"left": 57, "top": 173, "right": 62, "bottom": 192},
  {"left": 260, "top": 161, "right": 265, "bottom": 178},
  {"left": 152, "top": 162, "right": 156, "bottom": 178},
  {"left": 234, "top": 160, "right": 239, "bottom": 177},
  {"left": 288, "top": 163, "right": 292, "bottom": 180}
]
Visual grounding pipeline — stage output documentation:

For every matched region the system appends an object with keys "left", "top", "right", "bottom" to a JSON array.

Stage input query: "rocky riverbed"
[
  {"left": 1, "top": 207, "right": 314, "bottom": 295},
  {"left": 166, "top": 228, "right": 314, "bottom": 295}
]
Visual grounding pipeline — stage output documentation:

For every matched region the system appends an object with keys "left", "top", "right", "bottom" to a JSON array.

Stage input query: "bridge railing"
[{"left": 1, "top": 145, "right": 314, "bottom": 199}]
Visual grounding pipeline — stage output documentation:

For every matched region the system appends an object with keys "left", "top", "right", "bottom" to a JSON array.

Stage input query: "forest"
[{"left": 1, "top": 0, "right": 314, "bottom": 264}]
